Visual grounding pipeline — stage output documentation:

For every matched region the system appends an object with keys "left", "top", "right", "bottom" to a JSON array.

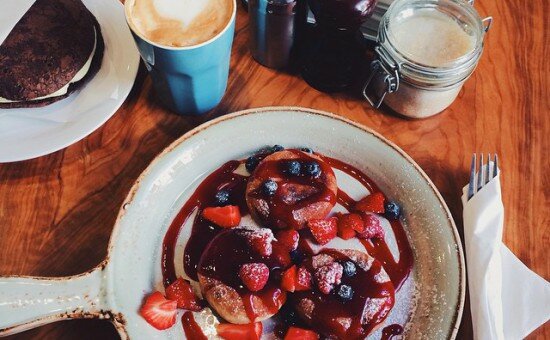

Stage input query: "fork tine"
[
  {"left": 477, "top": 153, "right": 484, "bottom": 191},
  {"left": 493, "top": 154, "right": 499, "bottom": 178},
  {"left": 468, "top": 154, "right": 476, "bottom": 200},
  {"left": 485, "top": 153, "right": 491, "bottom": 185}
]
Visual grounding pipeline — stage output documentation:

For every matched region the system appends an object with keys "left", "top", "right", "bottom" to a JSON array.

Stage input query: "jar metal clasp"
[{"left": 362, "top": 46, "right": 400, "bottom": 108}]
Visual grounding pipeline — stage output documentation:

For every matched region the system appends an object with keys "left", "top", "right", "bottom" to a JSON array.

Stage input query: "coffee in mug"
[
  {"left": 124, "top": 0, "right": 236, "bottom": 115},
  {"left": 127, "top": 0, "right": 234, "bottom": 47}
]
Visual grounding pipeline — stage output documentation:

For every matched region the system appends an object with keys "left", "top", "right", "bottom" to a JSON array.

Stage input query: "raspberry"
[
  {"left": 239, "top": 263, "right": 269, "bottom": 292},
  {"left": 358, "top": 214, "right": 385, "bottom": 240},
  {"left": 314, "top": 262, "right": 343, "bottom": 294},
  {"left": 295, "top": 266, "right": 312, "bottom": 291}
]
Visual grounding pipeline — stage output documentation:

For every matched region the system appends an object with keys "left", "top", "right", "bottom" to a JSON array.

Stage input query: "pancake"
[
  {"left": 197, "top": 226, "right": 291, "bottom": 324},
  {"left": 292, "top": 249, "right": 395, "bottom": 338},
  {"left": 246, "top": 150, "right": 338, "bottom": 230},
  {"left": 0, "top": 0, "right": 104, "bottom": 108}
]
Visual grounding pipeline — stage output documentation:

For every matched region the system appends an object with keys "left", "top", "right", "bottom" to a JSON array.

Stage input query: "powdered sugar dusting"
[{"left": 314, "top": 262, "right": 343, "bottom": 294}]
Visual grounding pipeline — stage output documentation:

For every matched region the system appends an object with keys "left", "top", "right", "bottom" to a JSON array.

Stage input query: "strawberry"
[
  {"left": 217, "top": 322, "right": 263, "bottom": 340},
  {"left": 358, "top": 213, "right": 385, "bottom": 239},
  {"left": 295, "top": 266, "right": 312, "bottom": 291},
  {"left": 202, "top": 205, "right": 241, "bottom": 228},
  {"left": 240, "top": 226, "right": 274, "bottom": 257},
  {"left": 284, "top": 327, "right": 319, "bottom": 340},
  {"left": 165, "top": 277, "right": 203, "bottom": 311},
  {"left": 314, "top": 262, "right": 343, "bottom": 294},
  {"left": 343, "top": 213, "right": 365, "bottom": 232},
  {"left": 282, "top": 265, "right": 312, "bottom": 292},
  {"left": 337, "top": 222, "right": 356, "bottom": 240},
  {"left": 239, "top": 263, "right": 269, "bottom": 292},
  {"left": 281, "top": 265, "right": 297, "bottom": 292},
  {"left": 276, "top": 229, "right": 299, "bottom": 251},
  {"left": 337, "top": 213, "right": 364, "bottom": 240},
  {"left": 308, "top": 217, "right": 338, "bottom": 245},
  {"left": 354, "top": 192, "right": 385, "bottom": 214},
  {"left": 140, "top": 291, "right": 177, "bottom": 330}
]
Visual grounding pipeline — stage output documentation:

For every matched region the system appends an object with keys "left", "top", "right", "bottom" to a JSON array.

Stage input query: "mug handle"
[{"left": 0, "top": 263, "right": 113, "bottom": 336}]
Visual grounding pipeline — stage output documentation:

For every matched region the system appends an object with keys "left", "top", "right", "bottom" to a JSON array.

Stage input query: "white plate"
[{"left": 0, "top": 0, "right": 139, "bottom": 163}]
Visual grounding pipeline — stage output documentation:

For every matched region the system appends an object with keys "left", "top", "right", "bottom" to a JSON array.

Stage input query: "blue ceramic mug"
[{"left": 124, "top": 0, "right": 236, "bottom": 115}]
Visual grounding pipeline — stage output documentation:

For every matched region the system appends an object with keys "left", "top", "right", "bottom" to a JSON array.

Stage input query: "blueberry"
[
  {"left": 214, "top": 190, "right": 230, "bottom": 206},
  {"left": 302, "top": 161, "right": 321, "bottom": 177},
  {"left": 384, "top": 201, "right": 401, "bottom": 220},
  {"left": 245, "top": 156, "right": 260, "bottom": 173},
  {"left": 271, "top": 145, "right": 285, "bottom": 153},
  {"left": 283, "top": 160, "right": 301, "bottom": 176},
  {"left": 262, "top": 179, "right": 278, "bottom": 196},
  {"left": 337, "top": 284, "right": 354, "bottom": 301},
  {"left": 290, "top": 250, "right": 304, "bottom": 264},
  {"left": 300, "top": 147, "right": 313, "bottom": 154},
  {"left": 342, "top": 261, "right": 357, "bottom": 277}
]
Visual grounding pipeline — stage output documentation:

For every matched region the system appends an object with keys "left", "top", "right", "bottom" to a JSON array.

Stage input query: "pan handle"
[{"left": 0, "top": 264, "right": 112, "bottom": 337}]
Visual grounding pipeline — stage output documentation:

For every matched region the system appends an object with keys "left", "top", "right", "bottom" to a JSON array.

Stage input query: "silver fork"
[{"left": 467, "top": 153, "right": 499, "bottom": 200}]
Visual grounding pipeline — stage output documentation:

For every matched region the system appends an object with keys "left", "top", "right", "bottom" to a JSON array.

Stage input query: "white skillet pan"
[{"left": 0, "top": 107, "right": 465, "bottom": 339}]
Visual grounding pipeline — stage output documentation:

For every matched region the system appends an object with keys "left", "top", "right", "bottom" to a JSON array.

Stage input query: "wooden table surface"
[{"left": 1, "top": 1, "right": 548, "bottom": 339}]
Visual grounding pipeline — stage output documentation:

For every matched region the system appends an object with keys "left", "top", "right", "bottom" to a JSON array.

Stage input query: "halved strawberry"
[
  {"left": 281, "top": 265, "right": 297, "bottom": 292},
  {"left": 281, "top": 265, "right": 311, "bottom": 292},
  {"left": 284, "top": 326, "right": 319, "bottom": 340},
  {"left": 354, "top": 192, "right": 385, "bottom": 214},
  {"left": 308, "top": 217, "right": 338, "bottom": 245},
  {"left": 295, "top": 266, "right": 312, "bottom": 291},
  {"left": 358, "top": 213, "right": 385, "bottom": 239},
  {"left": 165, "top": 277, "right": 203, "bottom": 311},
  {"left": 276, "top": 229, "right": 299, "bottom": 251},
  {"left": 343, "top": 213, "right": 365, "bottom": 232},
  {"left": 217, "top": 322, "right": 263, "bottom": 340},
  {"left": 140, "top": 291, "right": 177, "bottom": 330},
  {"left": 337, "top": 213, "right": 363, "bottom": 240},
  {"left": 202, "top": 205, "right": 241, "bottom": 228},
  {"left": 239, "top": 263, "right": 269, "bottom": 292}
]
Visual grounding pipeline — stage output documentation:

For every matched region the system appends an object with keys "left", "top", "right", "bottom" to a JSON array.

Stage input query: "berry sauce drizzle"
[
  {"left": 181, "top": 311, "right": 207, "bottom": 340},
  {"left": 322, "top": 156, "right": 414, "bottom": 290},
  {"left": 381, "top": 324, "right": 404, "bottom": 340},
  {"left": 161, "top": 160, "right": 248, "bottom": 286},
  {"left": 160, "top": 151, "right": 414, "bottom": 338}
]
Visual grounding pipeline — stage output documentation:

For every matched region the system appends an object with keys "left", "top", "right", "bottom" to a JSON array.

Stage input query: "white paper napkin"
[
  {"left": 0, "top": 0, "right": 36, "bottom": 45},
  {"left": 462, "top": 165, "right": 550, "bottom": 339}
]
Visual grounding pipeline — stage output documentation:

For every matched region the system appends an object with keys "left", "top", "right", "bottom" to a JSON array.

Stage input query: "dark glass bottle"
[
  {"left": 248, "top": 0, "right": 308, "bottom": 70},
  {"left": 302, "top": 0, "right": 377, "bottom": 92}
]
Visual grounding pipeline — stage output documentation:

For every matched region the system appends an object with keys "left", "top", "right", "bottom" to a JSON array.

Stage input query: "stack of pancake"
[{"left": 0, "top": 0, "right": 104, "bottom": 108}]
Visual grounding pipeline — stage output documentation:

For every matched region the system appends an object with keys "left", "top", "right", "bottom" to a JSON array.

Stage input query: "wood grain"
[{"left": 1, "top": 1, "right": 548, "bottom": 339}]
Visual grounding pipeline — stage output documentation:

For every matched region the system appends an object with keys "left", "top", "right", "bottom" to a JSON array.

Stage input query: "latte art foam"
[{"left": 127, "top": 0, "right": 233, "bottom": 47}]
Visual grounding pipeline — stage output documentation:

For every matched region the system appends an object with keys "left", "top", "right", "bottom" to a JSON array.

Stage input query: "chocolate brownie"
[{"left": 0, "top": 0, "right": 105, "bottom": 108}]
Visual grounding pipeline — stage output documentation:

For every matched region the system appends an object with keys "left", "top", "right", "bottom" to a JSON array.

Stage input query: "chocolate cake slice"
[{"left": 0, "top": 0, "right": 104, "bottom": 108}]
